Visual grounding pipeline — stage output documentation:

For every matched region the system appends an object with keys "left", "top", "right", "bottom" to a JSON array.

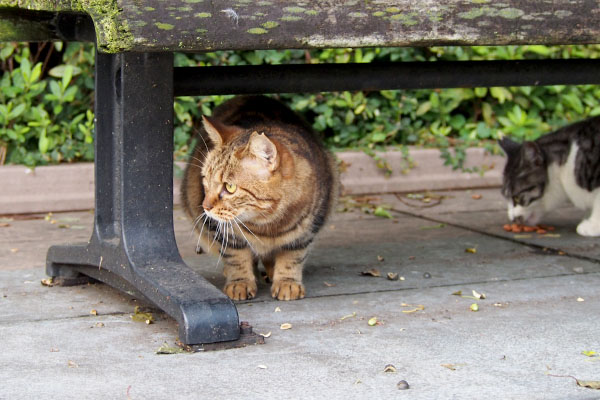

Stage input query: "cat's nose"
[{"left": 202, "top": 198, "right": 214, "bottom": 211}]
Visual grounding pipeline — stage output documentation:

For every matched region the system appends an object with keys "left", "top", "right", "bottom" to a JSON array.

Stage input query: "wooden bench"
[{"left": 1, "top": 0, "right": 600, "bottom": 345}]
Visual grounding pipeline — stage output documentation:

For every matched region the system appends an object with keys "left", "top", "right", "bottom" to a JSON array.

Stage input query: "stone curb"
[{"left": 0, "top": 148, "right": 505, "bottom": 215}]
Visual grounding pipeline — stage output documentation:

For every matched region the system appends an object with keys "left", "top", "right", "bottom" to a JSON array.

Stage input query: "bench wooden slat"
[{"left": 1, "top": 1, "right": 600, "bottom": 52}]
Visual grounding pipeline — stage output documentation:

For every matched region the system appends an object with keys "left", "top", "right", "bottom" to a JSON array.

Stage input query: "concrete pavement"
[{"left": 1, "top": 188, "right": 599, "bottom": 399}]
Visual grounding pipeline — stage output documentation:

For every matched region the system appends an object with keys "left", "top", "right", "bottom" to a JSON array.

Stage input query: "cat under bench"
[{"left": 2, "top": 0, "right": 600, "bottom": 345}]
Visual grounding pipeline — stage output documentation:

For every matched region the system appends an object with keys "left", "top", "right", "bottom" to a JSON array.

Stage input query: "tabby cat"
[
  {"left": 499, "top": 116, "right": 600, "bottom": 236},
  {"left": 181, "top": 95, "right": 338, "bottom": 301}
]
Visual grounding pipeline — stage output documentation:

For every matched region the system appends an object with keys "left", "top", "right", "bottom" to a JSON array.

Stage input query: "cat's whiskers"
[
  {"left": 210, "top": 220, "right": 222, "bottom": 250},
  {"left": 232, "top": 218, "right": 256, "bottom": 254},
  {"left": 184, "top": 160, "right": 205, "bottom": 171},
  {"left": 216, "top": 222, "right": 227, "bottom": 267},
  {"left": 228, "top": 220, "right": 236, "bottom": 247},
  {"left": 234, "top": 216, "right": 263, "bottom": 244},
  {"left": 195, "top": 212, "right": 210, "bottom": 253},
  {"left": 195, "top": 128, "right": 210, "bottom": 154}
]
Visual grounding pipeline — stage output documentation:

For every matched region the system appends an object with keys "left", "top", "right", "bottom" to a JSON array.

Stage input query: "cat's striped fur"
[{"left": 181, "top": 96, "right": 338, "bottom": 300}]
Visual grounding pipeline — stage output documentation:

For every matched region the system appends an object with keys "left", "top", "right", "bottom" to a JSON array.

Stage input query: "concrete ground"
[{"left": 1, "top": 188, "right": 599, "bottom": 399}]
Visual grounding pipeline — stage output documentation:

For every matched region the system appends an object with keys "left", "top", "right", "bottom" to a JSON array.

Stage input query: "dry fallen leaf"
[
  {"left": 441, "top": 363, "right": 457, "bottom": 371},
  {"left": 323, "top": 281, "right": 336, "bottom": 287},
  {"left": 67, "top": 360, "right": 78, "bottom": 368},
  {"left": 131, "top": 306, "right": 154, "bottom": 324},
  {"left": 274, "top": 307, "right": 281, "bottom": 312},
  {"left": 367, "top": 317, "right": 378, "bottom": 326},
  {"left": 360, "top": 268, "right": 381, "bottom": 277},
  {"left": 156, "top": 342, "right": 184, "bottom": 355},
  {"left": 257, "top": 365, "right": 268, "bottom": 369},
  {"left": 472, "top": 290, "right": 486, "bottom": 300},
  {"left": 582, "top": 351, "right": 598, "bottom": 357},
  {"left": 259, "top": 331, "right": 272, "bottom": 338},
  {"left": 577, "top": 297, "right": 585, "bottom": 302},
  {"left": 548, "top": 374, "right": 600, "bottom": 390},
  {"left": 470, "top": 303, "right": 479, "bottom": 312},
  {"left": 471, "top": 194, "right": 482, "bottom": 200},
  {"left": 383, "top": 364, "right": 397, "bottom": 373},
  {"left": 90, "top": 309, "right": 98, "bottom": 316},
  {"left": 40, "top": 277, "right": 55, "bottom": 287},
  {"left": 377, "top": 255, "right": 385, "bottom": 262},
  {"left": 401, "top": 303, "right": 425, "bottom": 313},
  {"left": 387, "top": 272, "right": 399, "bottom": 281},
  {"left": 280, "top": 323, "right": 292, "bottom": 330},
  {"left": 577, "top": 380, "right": 600, "bottom": 390},
  {"left": 340, "top": 312, "right": 357, "bottom": 321},
  {"left": 465, "top": 248, "right": 477, "bottom": 254}
]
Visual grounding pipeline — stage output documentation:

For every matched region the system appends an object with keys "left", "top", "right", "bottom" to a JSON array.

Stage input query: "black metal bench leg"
[{"left": 46, "top": 51, "right": 240, "bottom": 345}]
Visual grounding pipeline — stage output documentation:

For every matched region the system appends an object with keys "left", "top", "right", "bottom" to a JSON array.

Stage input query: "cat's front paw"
[
  {"left": 576, "top": 219, "right": 600, "bottom": 237},
  {"left": 224, "top": 279, "right": 257, "bottom": 301},
  {"left": 271, "top": 279, "right": 305, "bottom": 301}
]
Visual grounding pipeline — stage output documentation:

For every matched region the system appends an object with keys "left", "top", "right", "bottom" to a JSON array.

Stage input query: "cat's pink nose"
[{"left": 202, "top": 198, "right": 214, "bottom": 211}]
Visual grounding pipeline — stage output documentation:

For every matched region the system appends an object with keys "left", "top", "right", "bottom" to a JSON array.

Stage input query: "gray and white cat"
[{"left": 499, "top": 116, "right": 600, "bottom": 236}]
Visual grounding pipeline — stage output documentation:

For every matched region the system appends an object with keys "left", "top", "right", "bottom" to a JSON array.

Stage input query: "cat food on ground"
[{"left": 502, "top": 223, "right": 555, "bottom": 234}]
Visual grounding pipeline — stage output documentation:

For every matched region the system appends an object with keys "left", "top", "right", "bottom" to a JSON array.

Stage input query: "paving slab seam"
[
  {"left": 235, "top": 271, "right": 600, "bottom": 307},
  {"left": 0, "top": 310, "right": 139, "bottom": 326},
  {"left": 388, "top": 206, "right": 600, "bottom": 266}
]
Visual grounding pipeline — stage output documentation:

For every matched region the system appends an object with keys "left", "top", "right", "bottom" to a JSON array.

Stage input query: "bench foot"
[
  {"left": 45, "top": 51, "right": 239, "bottom": 345},
  {"left": 47, "top": 240, "right": 239, "bottom": 344}
]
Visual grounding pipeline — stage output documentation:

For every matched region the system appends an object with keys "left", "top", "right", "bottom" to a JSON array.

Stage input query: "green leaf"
[
  {"left": 374, "top": 206, "right": 393, "bottom": 219},
  {"left": 38, "top": 133, "right": 50, "bottom": 154},
  {"left": 8, "top": 103, "right": 26, "bottom": 120},
  {"left": 30, "top": 62, "right": 42, "bottom": 84},
  {"left": 474, "top": 87, "right": 487, "bottom": 97},
  {"left": 449, "top": 114, "right": 466, "bottom": 130},
  {"left": 48, "top": 64, "right": 81, "bottom": 79},
  {"left": 416, "top": 101, "right": 431, "bottom": 116},
  {"left": 49, "top": 80, "right": 62, "bottom": 98},
  {"left": 61, "top": 65, "right": 74, "bottom": 90}
]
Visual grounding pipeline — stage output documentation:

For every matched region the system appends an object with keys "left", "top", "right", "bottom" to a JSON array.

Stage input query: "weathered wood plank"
[{"left": 1, "top": 0, "right": 600, "bottom": 52}]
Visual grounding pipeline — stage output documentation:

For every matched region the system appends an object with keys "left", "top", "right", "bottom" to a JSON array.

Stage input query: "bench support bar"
[{"left": 46, "top": 51, "right": 240, "bottom": 345}]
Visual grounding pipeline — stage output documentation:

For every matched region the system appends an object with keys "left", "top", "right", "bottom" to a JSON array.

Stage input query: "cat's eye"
[
  {"left": 224, "top": 182, "right": 237, "bottom": 194},
  {"left": 512, "top": 196, "right": 520, "bottom": 205}
]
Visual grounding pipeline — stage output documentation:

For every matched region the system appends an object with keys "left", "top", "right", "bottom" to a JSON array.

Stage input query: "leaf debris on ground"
[
  {"left": 40, "top": 277, "right": 55, "bottom": 287},
  {"left": 280, "top": 323, "right": 292, "bottom": 330},
  {"left": 401, "top": 303, "right": 425, "bottom": 313},
  {"left": 360, "top": 268, "right": 381, "bottom": 277},
  {"left": 156, "top": 342, "right": 185, "bottom": 355},
  {"left": 419, "top": 223, "right": 446, "bottom": 230},
  {"left": 387, "top": 272, "right": 399, "bottom": 281},
  {"left": 374, "top": 206, "right": 393, "bottom": 219},
  {"left": 383, "top": 364, "right": 397, "bottom": 373},
  {"left": 340, "top": 312, "right": 357, "bottom": 321},
  {"left": 547, "top": 374, "right": 600, "bottom": 390},
  {"left": 131, "top": 306, "right": 154, "bottom": 324}
]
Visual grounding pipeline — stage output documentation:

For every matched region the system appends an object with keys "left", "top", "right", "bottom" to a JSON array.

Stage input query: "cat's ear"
[
  {"left": 248, "top": 131, "right": 279, "bottom": 172},
  {"left": 521, "top": 141, "right": 544, "bottom": 166},
  {"left": 202, "top": 116, "right": 238, "bottom": 147},
  {"left": 498, "top": 137, "right": 520, "bottom": 157}
]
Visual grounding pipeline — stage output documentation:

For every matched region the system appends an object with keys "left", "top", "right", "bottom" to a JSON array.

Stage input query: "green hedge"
[{"left": 1, "top": 42, "right": 600, "bottom": 168}]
